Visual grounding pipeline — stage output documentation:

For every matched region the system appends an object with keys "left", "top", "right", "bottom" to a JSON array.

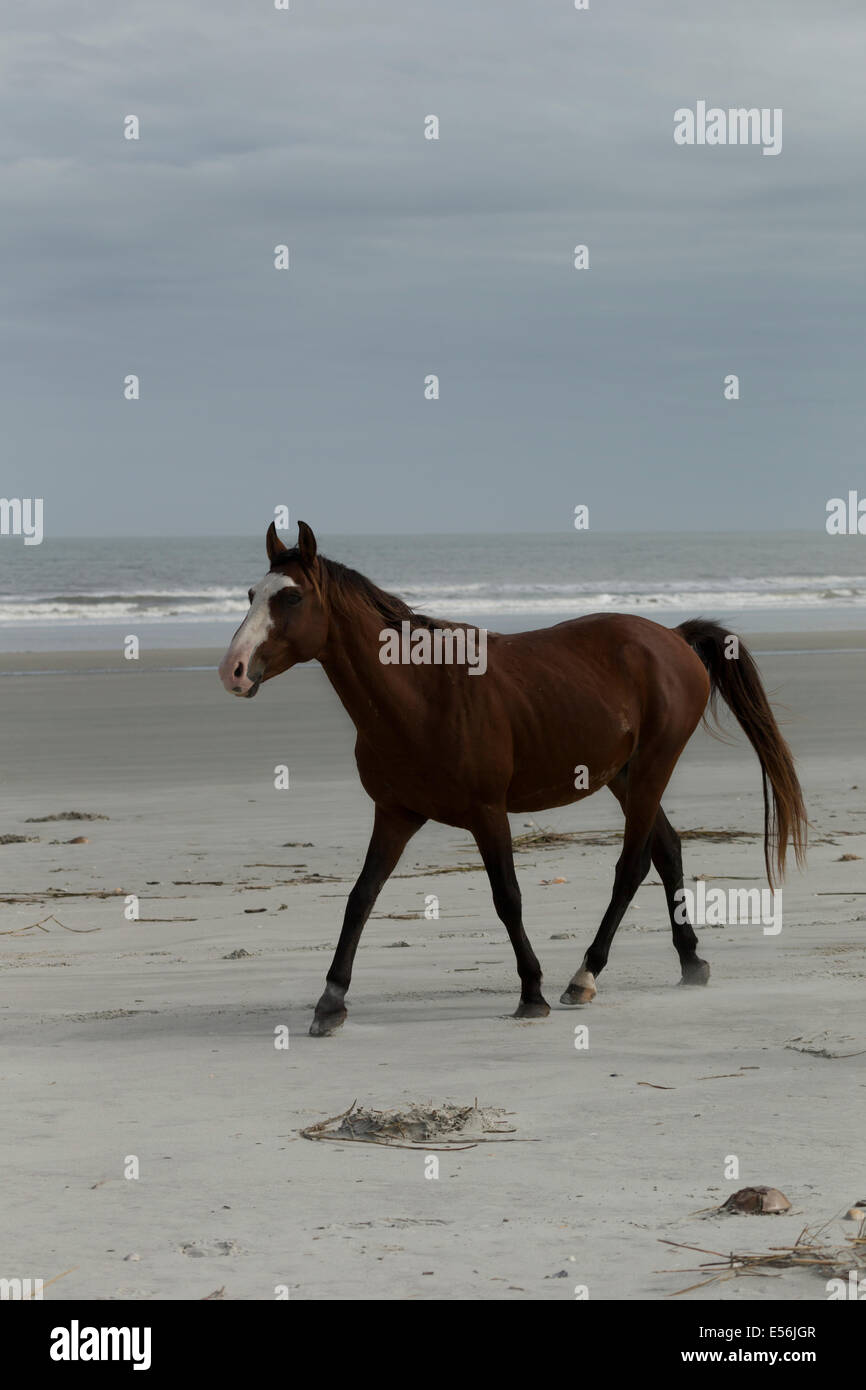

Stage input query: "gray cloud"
[{"left": 2, "top": 0, "right": 863, "bottom": 533}]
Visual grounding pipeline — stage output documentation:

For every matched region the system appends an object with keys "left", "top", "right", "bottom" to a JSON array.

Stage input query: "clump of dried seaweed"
[
  {"left": 659, "top": 1215, "right": 866, "bottom": 1296},
  {"left": 509, "top": 821, "right": 762, "bottom": 853},
  {"left": 511, "top": 825, "right": 620, "bottom": 851},
  {"left": 300, "top": 1099, "right": 516, "bottom": 1151}
]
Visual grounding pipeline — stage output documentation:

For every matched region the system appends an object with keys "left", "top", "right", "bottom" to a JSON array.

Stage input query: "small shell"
[{"left": 722, "top": 1185, "right": 791, "bottom": 1215}]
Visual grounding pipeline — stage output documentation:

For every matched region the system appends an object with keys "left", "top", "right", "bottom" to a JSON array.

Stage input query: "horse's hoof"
[
  {"left": 680, "top": 959, "right": 710, "bottom": 986},
  {"left": 559, "top": 985, "right": 596, "bottom": 1006},
  {"left": 560, "top": 966, "right": 597, "bottom": 1006},
  {"left": 513, "top": 999, "right": 551, "bottom": 1019},
  {"left": 309, "top": 1007, "right": 347, "bottom": 1036}
]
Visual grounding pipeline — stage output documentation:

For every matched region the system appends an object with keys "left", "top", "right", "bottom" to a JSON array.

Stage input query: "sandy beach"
[{"left": 2, "top": 632, "right": 865, "bottom": 1301}]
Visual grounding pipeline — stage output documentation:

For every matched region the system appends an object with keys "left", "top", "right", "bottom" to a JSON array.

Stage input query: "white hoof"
[{"left": 560, "top": 964, "right": 597, "bottom": 1006}]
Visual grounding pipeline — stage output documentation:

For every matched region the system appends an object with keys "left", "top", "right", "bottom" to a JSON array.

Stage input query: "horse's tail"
[{"left": 677, "top": 618, "right": 807, "bottom": 889}]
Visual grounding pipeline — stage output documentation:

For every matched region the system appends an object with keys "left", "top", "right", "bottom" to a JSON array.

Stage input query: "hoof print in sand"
[{"left": 179, "top": 1240, "right": 242, "bottom": 1259}]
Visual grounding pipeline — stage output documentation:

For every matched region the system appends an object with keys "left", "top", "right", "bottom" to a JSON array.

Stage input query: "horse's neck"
[{"left": 318, "top": 607, "right": 417, "bottom": 733}]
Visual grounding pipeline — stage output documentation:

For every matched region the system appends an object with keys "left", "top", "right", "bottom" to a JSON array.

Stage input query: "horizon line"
[{"left": 23, "top": 527, "right": 847, "bottom": 542}]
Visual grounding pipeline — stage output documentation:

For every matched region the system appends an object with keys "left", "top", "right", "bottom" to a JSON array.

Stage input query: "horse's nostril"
[{"left": 233, "top": 662, "right": 244, "bottom": 679}]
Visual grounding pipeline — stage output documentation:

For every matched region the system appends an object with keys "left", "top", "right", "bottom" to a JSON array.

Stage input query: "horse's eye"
[{"left": 248, "top": 588, "right": 255, "bottom": 603}]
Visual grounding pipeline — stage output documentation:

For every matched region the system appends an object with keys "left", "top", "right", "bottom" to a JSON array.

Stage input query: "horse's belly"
[
  {"left": 505, "top": 717, "right": 635, "bottom": 813},
  {"left": 505, "top": 769, "right": 622, "bottom": 815}
]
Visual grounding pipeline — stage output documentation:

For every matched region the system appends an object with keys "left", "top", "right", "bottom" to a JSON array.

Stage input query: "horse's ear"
[
  {"left": 297, "top": 521, "right": 318, "bottom": 570},
  {"left": 266, "top": 521, "right": 287, "bottom": 564}
]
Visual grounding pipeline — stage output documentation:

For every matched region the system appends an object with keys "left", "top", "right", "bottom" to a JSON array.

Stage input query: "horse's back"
[{"left": 488, "top": 611, "right": 710, "bottom": 770}]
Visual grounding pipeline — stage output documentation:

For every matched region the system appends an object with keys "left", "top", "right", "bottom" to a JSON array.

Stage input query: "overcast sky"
[{"left": 2, "top": 1, "right": 863, "bottom": 535}]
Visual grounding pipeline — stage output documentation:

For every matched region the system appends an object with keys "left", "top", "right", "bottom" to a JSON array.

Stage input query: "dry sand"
[{"left": 1, "top": 633, "right": 865, "bottom": 1300}]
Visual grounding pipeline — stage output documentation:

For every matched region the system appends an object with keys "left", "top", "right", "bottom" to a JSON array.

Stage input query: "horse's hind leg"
[
  {"left": 651, "top": 809, "right": 710, "bottom": 986},
  {"left": 473, "top": 812, "right": 549, "bottom": 1019},
  {"left": 606, "top": 769, "right": 709, "bottom": 986},
  {"left": 309, "top": 804, "right": 425, "bottom": 1036},
  {"left": 560, "top": 750, "right": 679, "bottom": 1005}
]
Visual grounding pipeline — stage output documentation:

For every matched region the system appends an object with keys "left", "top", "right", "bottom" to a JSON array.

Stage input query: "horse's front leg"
[
  {"left": 309, "top": 804, "right": 425, "bottom": 1036},
  {"left": 473, "top": 811, "right": 549, "bottom": 1019}
]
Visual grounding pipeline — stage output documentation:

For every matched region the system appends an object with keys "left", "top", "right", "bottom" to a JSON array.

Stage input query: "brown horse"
[{"left": 218, "top": 523, "right": 807, "bottom": 1036}]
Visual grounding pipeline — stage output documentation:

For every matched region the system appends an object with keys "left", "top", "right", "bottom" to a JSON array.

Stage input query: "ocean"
[{"left": 1, "top": 532, "right": 865, "bottom": 653}]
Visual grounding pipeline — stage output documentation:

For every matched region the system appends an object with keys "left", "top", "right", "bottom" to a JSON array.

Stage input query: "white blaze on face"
[{"left": 218, "top": 571, "right": 298, "bottom": 694}]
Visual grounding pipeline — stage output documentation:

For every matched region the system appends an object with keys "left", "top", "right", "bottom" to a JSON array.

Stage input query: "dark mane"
[{"left": 273, "top": 548, "right": 440, "bottom": 631}]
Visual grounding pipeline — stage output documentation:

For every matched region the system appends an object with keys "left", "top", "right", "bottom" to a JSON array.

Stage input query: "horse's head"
[{"left": 218, "top": 521, "right": 329, "bottom": 697}]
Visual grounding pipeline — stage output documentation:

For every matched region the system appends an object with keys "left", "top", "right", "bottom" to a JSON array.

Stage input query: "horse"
[{"left": 218, "top": 522, "right": 807, "bottom": 1036}]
